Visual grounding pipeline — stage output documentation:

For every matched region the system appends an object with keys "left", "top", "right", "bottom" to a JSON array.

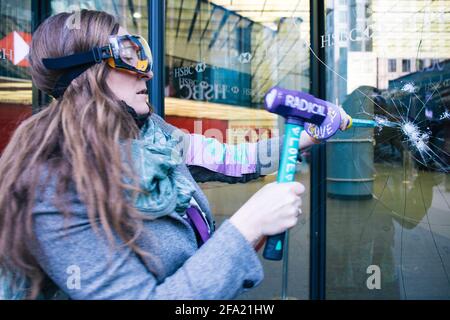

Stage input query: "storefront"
[{"left": 1, "top": 0, "right": 449, "bottom": 299}]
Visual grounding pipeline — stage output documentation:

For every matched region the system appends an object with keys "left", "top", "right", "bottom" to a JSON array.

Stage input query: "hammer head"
[{"left": 264, "top": 87, "right": 328, "bottom": 125}]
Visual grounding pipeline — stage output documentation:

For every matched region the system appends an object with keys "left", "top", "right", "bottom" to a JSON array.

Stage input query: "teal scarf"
[{"left": 127, "top": 117, "right": 196, "bottom": 217}]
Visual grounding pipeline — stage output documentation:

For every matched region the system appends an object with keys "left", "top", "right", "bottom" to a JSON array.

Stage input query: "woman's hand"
[
  {"left": 229, "top": 182, "right": 305, "bottom": 247},
  {"left": 338, "top": 106, "right": 351, "bottom": 131}
]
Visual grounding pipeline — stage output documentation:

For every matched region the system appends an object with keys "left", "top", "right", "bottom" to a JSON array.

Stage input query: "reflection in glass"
[
  {"left": 0, "top": 0, "right": 32, "bottom": 153},
  {"left": 325, "top": 0, "right": 450, "bottom": 299},
  {"left": 51, "top": 0, "right": 148, "bottom": 35},
  {"left": 166, "top": 0, "right": 311, "bottom": 299}
]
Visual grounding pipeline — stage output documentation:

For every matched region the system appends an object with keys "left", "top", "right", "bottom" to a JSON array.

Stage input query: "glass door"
[
  {"left": 165, "top": 0, "right": 312, "bottom": 299},
  {"left": 324, "top": 0, "right": 450, "bottom": 299}
]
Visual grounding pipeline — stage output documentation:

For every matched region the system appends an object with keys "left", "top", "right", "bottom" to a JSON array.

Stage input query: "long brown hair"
[{"left": 0, "top": 10, "right": 149, "bottom": 298}]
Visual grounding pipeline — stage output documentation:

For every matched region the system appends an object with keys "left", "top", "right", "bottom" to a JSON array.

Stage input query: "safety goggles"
[
  {"left": 106, "top": 34, "right": 153, "bottom": 75},
  {"left": 42, "top": 34, "right": 153, "bottom": 98},
  {"left": 43, "top": 34, "right": 153, "bottom": 76}
]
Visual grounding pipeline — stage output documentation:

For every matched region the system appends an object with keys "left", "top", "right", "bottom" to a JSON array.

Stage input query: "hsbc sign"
[
  {"left": 173, "top": 62, "right": 207, "bottom": 78},
  {"left": 170, "top": 62, "right": 252, "bottom": 107},
  {"left": 0, "top": 31, "right": 31, "bottom": 67}
]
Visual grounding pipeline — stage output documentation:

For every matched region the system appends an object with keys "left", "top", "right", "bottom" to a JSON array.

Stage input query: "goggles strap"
[
  {"left": 51, "top": 63, "right": 94, "bottom": 99},
  {"left": 42, "top": 46, "right": 111, "bottom": 70},
  {"left": 43, "top": 46, "right": 112, "bottom": 99}
]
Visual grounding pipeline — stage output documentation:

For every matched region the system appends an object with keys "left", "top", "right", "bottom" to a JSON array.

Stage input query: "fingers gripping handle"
[{"left": 263, "top": 123, "right": 303, "bottom": 261}]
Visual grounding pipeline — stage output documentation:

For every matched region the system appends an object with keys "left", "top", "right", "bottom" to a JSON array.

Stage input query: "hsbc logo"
[
  {"left": 238, "top": 52, "right": 252, "bottom": 64},
  {"left": 195, "top": 62, "right": 206, "bottom": 73},
  {"left": 174, "top": 62, "right": 208, "bottom": 78},
  {"left": 0, "top": 31, "right": 31, "bottom": 67}
]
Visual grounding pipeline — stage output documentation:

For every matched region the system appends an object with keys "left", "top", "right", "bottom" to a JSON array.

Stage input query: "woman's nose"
[{"left": 140, "top": 70, "right": 153, "bottom": 81}]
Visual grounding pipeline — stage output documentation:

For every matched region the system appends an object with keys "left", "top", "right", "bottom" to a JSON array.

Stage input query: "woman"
[{"left": 0, "top": 10, "right": 344, "bottom": 300}]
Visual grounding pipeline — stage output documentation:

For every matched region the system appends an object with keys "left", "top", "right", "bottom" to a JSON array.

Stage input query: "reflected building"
[
  {"left": 165, "top": 0, "right": 311, "bottom": 144},
  {"left": 325, "top": 0, "right": 450, "bottom": 299}
]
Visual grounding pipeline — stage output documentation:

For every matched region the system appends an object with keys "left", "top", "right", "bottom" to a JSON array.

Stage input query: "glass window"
[
  {"left": 388, "top": 59, "right": 396, "bottom": 73},
  {"left": 416, "top": 58, "right": 424, "bottom": 71},
  {"left": 51, "top": 0, "right": 149, "bottom": 35},
  {"left": 0, "top": 0, "right": 33, "bottom": 153},
  {"left": 339, "top": 11, "right": 348, "bottom": 23},
  {"left": 166, "top": 0, "right": 311, "bottom": 299},
  {"left": 402, "top": 59, "right": 411, "bottom": 72},
  {"left": 325, "top": 0, "right": 450, "bottom": 299}
]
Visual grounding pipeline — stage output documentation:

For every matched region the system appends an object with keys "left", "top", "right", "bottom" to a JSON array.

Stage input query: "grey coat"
[{"left": 30, "top": 113, "right": 281, "bottom": 300}]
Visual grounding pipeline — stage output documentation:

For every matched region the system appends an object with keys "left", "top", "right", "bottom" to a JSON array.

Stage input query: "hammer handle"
[{"left": 263, "top": 123, "right": 303, "bottom": 261}]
